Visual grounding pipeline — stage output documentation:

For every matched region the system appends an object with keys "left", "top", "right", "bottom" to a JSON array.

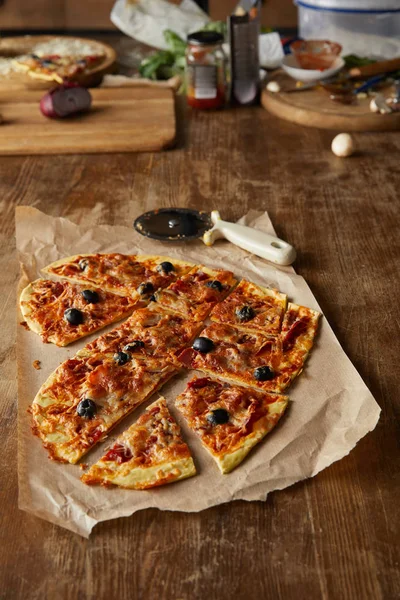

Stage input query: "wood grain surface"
[
  {"left": 262, "top": 72, "right": 400, "bottom": 132},
  {"left": 0, "top": 87, "right": 176, "bottom": 155},
  {"left": 0, "top": 37, "right": 399, "bottom": 600}
]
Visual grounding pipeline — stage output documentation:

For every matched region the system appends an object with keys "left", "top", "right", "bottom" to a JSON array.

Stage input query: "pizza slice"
[
  {"left": 81, "top": 397, "right": 196, "bottom": 489},
  {"left": 85, "top": 304, "right": 203, "bottom": 363},
  {"left": 179, "top": 322, "right": 284, "bottom": 392},
  {"left": 280, "top": 303, "right": 321, "bottom": 367},
  {"left": 31, "top": 349, "right": 177, "bottom": 464},
  {"left": 175, "top": 376, "right": 288, "bottom": 473},
  {"left": 19, "top": 278, "right": 137, "bottom": 347},
  {"left": 42, "top": 254, "right": 193, "bottom": 300},
  {"left": 13, "top": 53, "right": 104, "bottom": 84},
  {"left": 179, "top": 302, "right": 320, "bottom": 392},
  {"left": 210, "top": 279, "right": 287, "bottom": 335},
  {"left": 153, "top": 265, "right": 237, "bottom": 321}
]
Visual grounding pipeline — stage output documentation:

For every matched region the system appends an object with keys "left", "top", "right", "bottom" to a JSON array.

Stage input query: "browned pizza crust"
[
  {"left": 175, "top": 376, "right": 288, "bottom": 473},
  {"left": 81, "top": 397, "right": 196, "bottom": 489}
]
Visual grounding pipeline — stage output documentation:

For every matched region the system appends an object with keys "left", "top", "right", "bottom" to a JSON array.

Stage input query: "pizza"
[
  {"left": 20, "top": 278, "right": 137, "bottom": 347},
  {"left": 81, "top": 397, "right": 196, "bottom": 489},
  {"left": 31, "top": 348, "right": 177, "bottom": 464},
  {"left": 85, "top": 304, "right": 203, "bottom": 363},
  {"left": 179, "top": 302, "right": 320, "bottom": 392},
  {"left": 13, "top": 53, "right": 104, "bottom": 83},
  {"left": 175, "top": 376, "right": 288, "bottom": 473},
  {"left": 43, "top": 254, "right": 193, "bottom": 300},
  {"left": 210, "top": 279, "right": 287, "bottom": 335},
  {"left": 25, "top": 252, "right": 322, "bottom": 488},
  {"left": 280, "top": 303, "right": 321, "bottom": 366},
  {"left": 153, "top": 265, "right": 237, "bottom": 321}
]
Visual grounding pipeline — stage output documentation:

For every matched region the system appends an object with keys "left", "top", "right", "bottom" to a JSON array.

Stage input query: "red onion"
[{"left": 40, "top": 83, "right": 92, "bottom": 119}]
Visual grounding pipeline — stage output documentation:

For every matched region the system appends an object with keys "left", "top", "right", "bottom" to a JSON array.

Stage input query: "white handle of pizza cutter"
[{"left": 202, "top": 211, "right": 296, "bottom": 266}]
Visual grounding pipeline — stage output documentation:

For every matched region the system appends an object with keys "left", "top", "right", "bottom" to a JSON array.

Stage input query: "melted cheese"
[
  {"left": 175, "top": 377, "right": 288, "bottom": 474},
  {"left": 20, "top": 278, "right": 137, "bottom": 346},
  {"left": 81, "top": 398, "right": 196, "bottom": 489},
  {"left": 85, "top": 304, "right": 202, "bottom": 362},
  {"left": 42, "top": 254, "right": 194, "bottom": 299},
  {"left": 155, "top": 265, "right": 237, "bottom": 321},
  {"left": 31, "top": 352, "right": 177, "bottom": 464},
  {"left": 211, "top": 279, "right": 287, "bottom": 335}
]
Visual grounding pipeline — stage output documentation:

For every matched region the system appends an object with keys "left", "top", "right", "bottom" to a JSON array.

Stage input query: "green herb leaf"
[
  {"left": 163, "top": 30, "right": 187, "bottom": 56},
  {"left": 139, "top": 50, "right": 176, "bottom": 80},
  {"left": 343, "top": 54, "right": 376, "bottom": 69}
]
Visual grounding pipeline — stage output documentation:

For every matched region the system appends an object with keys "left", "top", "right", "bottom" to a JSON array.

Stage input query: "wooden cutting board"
[
  {"left": 262, "top": 71, "right": 400, "bottom": 132},
  {"left": 0, "top": 87, "right": 176, "bottom": 155}
]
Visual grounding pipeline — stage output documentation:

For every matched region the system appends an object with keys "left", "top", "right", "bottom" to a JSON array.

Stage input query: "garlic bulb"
[
  {"left": 331, "top": 133, "right": 355, "bottom": 158},
  {"left": 266, "top": 81, "right": 281, "bottom": 93}
]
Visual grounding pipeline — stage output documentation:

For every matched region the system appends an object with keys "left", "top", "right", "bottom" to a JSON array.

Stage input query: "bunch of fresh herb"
[
  {"left": 343, "top": 55, "right": 376, "bottom": 69},
  {"left": 139, "top": 23, "right": 226, "bottom": 82}
]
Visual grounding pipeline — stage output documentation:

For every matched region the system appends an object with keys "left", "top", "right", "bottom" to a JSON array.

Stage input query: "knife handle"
[
  {"left": 349, "top": 58, "right": 400, "bottom": 79},
  {"left": 202, "top": 211, "right": 296, "bottom": 266}
]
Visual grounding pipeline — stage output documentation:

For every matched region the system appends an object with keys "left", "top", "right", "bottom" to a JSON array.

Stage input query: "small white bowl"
[{"left": 282, "top": 55, "right": 345, "bottom": 83}]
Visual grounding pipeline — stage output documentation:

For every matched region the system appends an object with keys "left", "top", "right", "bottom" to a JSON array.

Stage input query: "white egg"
[
  {"left": 266, "top": 81, "right": 281, "bottom": 93},
  {"left": 331, "top": 133, "right": 355, "bottom": 158}
]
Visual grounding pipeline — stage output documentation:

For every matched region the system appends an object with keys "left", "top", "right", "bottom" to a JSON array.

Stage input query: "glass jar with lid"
[{"left": 185, "top": 31, "right": 226, "bottom": 110}]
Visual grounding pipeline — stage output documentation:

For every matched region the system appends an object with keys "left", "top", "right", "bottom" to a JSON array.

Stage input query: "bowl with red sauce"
[{"left": 290, "top": 39, "right": 342, "bottom": 71}]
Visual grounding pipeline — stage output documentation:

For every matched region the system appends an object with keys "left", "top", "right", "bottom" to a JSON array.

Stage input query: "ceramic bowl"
[{"left": 290, "top": 39, "right": 342, "bottom": 71}]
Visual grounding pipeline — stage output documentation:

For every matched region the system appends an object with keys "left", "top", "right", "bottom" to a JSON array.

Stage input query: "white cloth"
[{"left": 111, "top": 0, "right": 210, "bottom": 50}]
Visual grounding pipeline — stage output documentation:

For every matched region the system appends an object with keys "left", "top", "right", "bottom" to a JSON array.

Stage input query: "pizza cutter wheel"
[{"left": 134, "top": 208, "right": 296, "bottom": 266}]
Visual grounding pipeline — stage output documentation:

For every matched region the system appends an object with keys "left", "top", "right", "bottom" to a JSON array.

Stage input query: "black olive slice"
[
  {"left": 205, "top": 280, "right": 223, "bottom": 292},
  {"left": 254, "top": 366, "right": 275, "bottom": 381},
  {"left": 81, "top": 289, "right": 100, "bottom": 304},
  {"left": 114, "top": 352, "right": 130, "bottom": 365},
  {"left": 138, "top": 282, "right": 154, "bottom": 296},
  {"left": 192, "top": 337, "right": 214, "bottom": 353},
  {"left": 207, "top": 408, "right": 229, "bottom": 425},
  {"left": 64, "top": 308, "right": 83, "bottom": 325},
  {"left": 157, "top": 261, "right": 174, "bottom": 274},
  {"left": 77, "top": 398, "right": 97, "bottom": 419},
  {"left": 236, "top": 306, "right": 255, "bottom": 322},
  {"left": 124, "top": 341, "right": 144, "bottom": 352}
]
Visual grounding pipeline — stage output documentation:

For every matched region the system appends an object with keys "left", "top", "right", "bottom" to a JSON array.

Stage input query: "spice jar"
[{"left": 186, "top": 31, "right": 226, "bottom": 110}]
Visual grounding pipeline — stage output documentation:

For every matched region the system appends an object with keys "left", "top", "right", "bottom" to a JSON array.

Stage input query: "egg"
[{"left": 331, "top": 133, "right": 355, "bottom": 158}]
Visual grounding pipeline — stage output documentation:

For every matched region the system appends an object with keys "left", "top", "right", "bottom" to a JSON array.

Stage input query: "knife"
[
  {"left": 284, "top": 74, "right": 385, "bottom": 95},
  {"left": 283, "top": 57, "right": 400, "bottom": 93}
]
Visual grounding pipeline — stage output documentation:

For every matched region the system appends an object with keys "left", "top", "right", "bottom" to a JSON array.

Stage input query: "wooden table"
[{"left": 1, "top": 42, "right": 399, "bottom": 599}]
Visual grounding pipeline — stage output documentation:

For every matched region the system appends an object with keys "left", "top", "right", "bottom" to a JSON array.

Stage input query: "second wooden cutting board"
[
  {"left": 262, "top": 71, "right": 400, "bottom": 132},
  {"left": 0, "top": 87, "right": 176, "bottom": 155}
]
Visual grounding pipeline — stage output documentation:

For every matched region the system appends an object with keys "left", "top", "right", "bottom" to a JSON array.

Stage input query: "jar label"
[{"left": 190, "top": 65, "right": 217, "bottom": 99}]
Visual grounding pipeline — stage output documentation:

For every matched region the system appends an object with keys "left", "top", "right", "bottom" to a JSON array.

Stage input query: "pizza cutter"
[{"left": 134, "top": 208, "right": 296, "bottom": 266}]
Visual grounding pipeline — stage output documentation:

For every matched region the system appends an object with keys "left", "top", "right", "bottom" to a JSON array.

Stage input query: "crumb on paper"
[
  {"left": 33, "top": 360, "right": 41, "bottom": 370},
  {"left": 80, "top": 463, "right": 88, "bottom": 471},
  {"left": 20, "top": 320, "right": 30, "bottom": 330}
]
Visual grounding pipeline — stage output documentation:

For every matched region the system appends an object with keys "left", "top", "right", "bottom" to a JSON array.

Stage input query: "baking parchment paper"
[{"left": 16, "top": 207, "right": 380, "bottom": 537}]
